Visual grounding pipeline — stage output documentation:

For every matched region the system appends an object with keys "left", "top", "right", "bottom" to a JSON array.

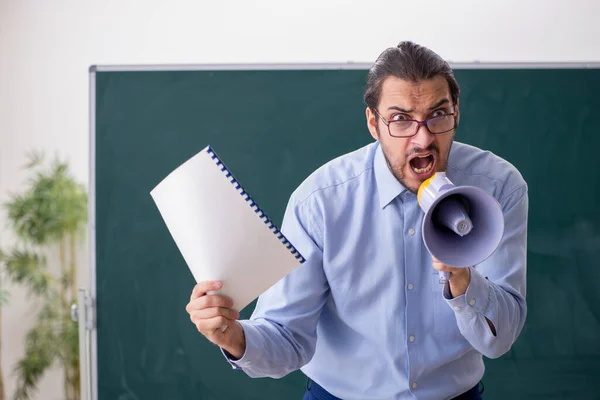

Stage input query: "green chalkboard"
[{"left": 92, "top": 65, "right": 600, "bottom": 399}]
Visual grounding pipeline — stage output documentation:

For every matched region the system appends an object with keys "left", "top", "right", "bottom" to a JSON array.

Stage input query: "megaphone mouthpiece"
[
  {"left": 433, "top": 196, "right": 473, "bottom": 237},
  {"left": 456, "top": 220, "right": 473, "bottom": 236}
]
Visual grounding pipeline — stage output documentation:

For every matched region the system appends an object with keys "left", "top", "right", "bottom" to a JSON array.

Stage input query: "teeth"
[{"left": 411, "top": 159, "right": 434, "bottom": 174}]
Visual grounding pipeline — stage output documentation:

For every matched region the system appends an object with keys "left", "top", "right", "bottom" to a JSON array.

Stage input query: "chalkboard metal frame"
[
  {"left": 87, "top": 61, "right": 600, "bottom": 400},
  {"left": 90, "top": 62, "right": 600, "bottom": 73}
]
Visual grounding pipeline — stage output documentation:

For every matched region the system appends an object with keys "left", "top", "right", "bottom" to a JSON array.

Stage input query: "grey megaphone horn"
[{"left": 417, "top": 172, "right": 504, "bottom": 283}]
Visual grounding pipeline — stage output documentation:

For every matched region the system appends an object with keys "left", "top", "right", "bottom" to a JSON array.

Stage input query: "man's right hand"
[{"left": 185, "top": 281, "right": 246, "bottom": 359}]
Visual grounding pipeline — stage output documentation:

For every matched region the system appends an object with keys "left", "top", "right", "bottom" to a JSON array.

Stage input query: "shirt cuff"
[
  {"left": 220, "top": 320, "right": 263, "bottom": 370},
  {"left": 443, "top": 267, "right": 490, "bottom": 315}
]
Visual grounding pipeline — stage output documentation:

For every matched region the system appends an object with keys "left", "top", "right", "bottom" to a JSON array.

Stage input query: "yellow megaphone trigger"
[{"left": 417, "top": 172, "right": 439, "bottom": 206}]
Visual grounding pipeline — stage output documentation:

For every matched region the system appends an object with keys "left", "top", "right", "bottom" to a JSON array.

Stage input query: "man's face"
[{"left": 366, "top": 75, "right": 459, "bottom": 193}]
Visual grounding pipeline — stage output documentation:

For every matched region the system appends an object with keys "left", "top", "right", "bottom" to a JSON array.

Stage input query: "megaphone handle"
[{"left": 439, "top": 271, "right": 450, "bottom": 283}]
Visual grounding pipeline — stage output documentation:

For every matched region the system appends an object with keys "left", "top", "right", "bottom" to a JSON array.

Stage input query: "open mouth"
[{"left": 409, "top": 153, "right": 435, "bottom": 177}]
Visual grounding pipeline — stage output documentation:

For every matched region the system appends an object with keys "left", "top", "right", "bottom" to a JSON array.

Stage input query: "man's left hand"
[{"left": 431, "top": 256, "right": 471, "bottom": 298}]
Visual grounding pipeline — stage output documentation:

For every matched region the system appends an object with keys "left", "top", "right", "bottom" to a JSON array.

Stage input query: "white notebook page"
[{"left": 150, "top": 146, "right": 304, "bottom": 312}]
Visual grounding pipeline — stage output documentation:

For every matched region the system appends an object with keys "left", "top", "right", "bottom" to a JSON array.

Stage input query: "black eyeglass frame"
[{"left": 373, "top": 107, "right": 458, "bottom": 138}]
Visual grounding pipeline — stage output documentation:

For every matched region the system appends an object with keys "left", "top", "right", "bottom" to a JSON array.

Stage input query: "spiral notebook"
[{"left": 150, "top": 146, "right": 305, "bottom": 312}]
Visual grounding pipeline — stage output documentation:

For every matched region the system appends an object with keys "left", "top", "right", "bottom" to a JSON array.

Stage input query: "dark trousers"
[{"left": 303, "top": 379, "right": 484, "bottom": 400}]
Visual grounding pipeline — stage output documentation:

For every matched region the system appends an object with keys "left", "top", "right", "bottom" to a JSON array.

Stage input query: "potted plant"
[{"left": 0, "top": 151, "right": 87, "bottom": 400}]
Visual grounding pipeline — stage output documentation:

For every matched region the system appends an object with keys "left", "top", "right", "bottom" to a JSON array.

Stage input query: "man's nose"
[{"left": 411, "top": 122, "right": 435, "bottom": 149}]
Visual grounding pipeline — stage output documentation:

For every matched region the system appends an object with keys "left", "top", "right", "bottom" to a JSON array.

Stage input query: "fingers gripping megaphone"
[{"left": 417, "top": 172, "right": 505, "bottom": 283}]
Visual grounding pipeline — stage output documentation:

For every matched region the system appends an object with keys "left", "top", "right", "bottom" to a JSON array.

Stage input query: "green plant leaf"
[
  {"left": 0, "top": 248, "right": 54, "bottom": 297},
  {"left": 12, "top": 312, "right": 60, "bottom": 400},
  {"left": 23, "top": 149, "right": 44, "bottom": 169},
  {"left": 4, "top": 151, "right": 88, "bottom": 246}
]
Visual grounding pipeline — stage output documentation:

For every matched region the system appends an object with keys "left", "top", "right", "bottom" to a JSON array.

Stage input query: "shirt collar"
[{"left": 373, "top": 141, "right": 409, "bottom": 208}]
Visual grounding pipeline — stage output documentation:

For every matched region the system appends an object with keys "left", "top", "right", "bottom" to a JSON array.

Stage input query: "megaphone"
[{"left": 417, "top": 172, "right": 504, "bottom": 282}]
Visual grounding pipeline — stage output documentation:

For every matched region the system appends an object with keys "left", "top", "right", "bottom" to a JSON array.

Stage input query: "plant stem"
[
  {"left": 59, "top": 238, "right": 70, "bottom": 399},
  {"left": 65, "top": 363, "right": 71, "bottom": 400},
  {"left": 69, "top": 234, "right": 80, "bottom": 400},
  {"left": 60, "top": 238, "right": 67, "bottom": 307},
  {"left": 69, "top": 234, "right": 77, "bottom": 307},
  {"left": 73, "top": 355, "right": 81, "bottom": 400}
]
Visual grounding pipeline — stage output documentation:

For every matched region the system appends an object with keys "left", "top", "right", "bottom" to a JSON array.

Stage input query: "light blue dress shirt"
[{"left": 223, "top": 140, "right": 528, "bottom": 400}]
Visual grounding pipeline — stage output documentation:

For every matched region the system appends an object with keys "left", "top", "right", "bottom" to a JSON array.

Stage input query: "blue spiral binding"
[{"left": 205, "top": 146, "right": 306, "bottom": 264}]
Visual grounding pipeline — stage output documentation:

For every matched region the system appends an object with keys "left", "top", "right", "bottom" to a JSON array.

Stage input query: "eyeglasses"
[{"left": 373, "top": 107, "right": 457, "bottom": 138}]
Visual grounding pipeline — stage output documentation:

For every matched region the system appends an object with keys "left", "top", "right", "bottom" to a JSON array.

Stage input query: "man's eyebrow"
[
  {"left": 385, "top": 98, "right": 450, "bottom": 114},
  {"left": 386, "top": 105, "right": 412, "bottom": 113},
  {"left": 429, "top": 98, "right": 450, "bottom": 110}
]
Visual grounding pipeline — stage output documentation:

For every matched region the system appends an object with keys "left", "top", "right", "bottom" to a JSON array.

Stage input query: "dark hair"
[{"left": 363, "top": 41, "right": 460, "bottom": 110}]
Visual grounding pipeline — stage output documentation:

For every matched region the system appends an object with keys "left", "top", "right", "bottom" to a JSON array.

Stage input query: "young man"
[{"left": 185, "top": 41, "right": 528, "bottom": 400}]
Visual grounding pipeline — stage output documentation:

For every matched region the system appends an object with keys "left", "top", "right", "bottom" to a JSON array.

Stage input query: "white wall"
[{"left": 0, "top": 0, "right": 598, "bottom": 398}]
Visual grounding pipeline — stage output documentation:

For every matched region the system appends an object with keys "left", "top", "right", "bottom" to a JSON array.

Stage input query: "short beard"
[{"left": 376, "top": 125, "right": 453, "bottom": 194}]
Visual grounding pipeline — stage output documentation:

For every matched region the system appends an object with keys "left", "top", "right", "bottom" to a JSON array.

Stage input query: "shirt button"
[
  {"left": 408, "top": 228, "right": 415, "bottom": 236},
  {"left": 454, "top": 306, "right": 461, "bottom": 311},
  {"left": 409, "top": 336, "right": 415, "bottom": 342},
  {"left": 469, "top": 299, "right": 476, "bottom": 306},
  {"left": 407, "top": 283, "right": 413, "bottom": 290},
  {"left": 412, "top": 383, "right": 417, "bottom": 389}
]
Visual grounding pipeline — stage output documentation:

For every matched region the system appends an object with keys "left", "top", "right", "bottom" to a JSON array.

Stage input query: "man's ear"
[
  {"left": 366, "top": 107, "right": 379, "bottom": 140},
  {"left": 455, "top": 100, "right": 460, "bottom": 128}
]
